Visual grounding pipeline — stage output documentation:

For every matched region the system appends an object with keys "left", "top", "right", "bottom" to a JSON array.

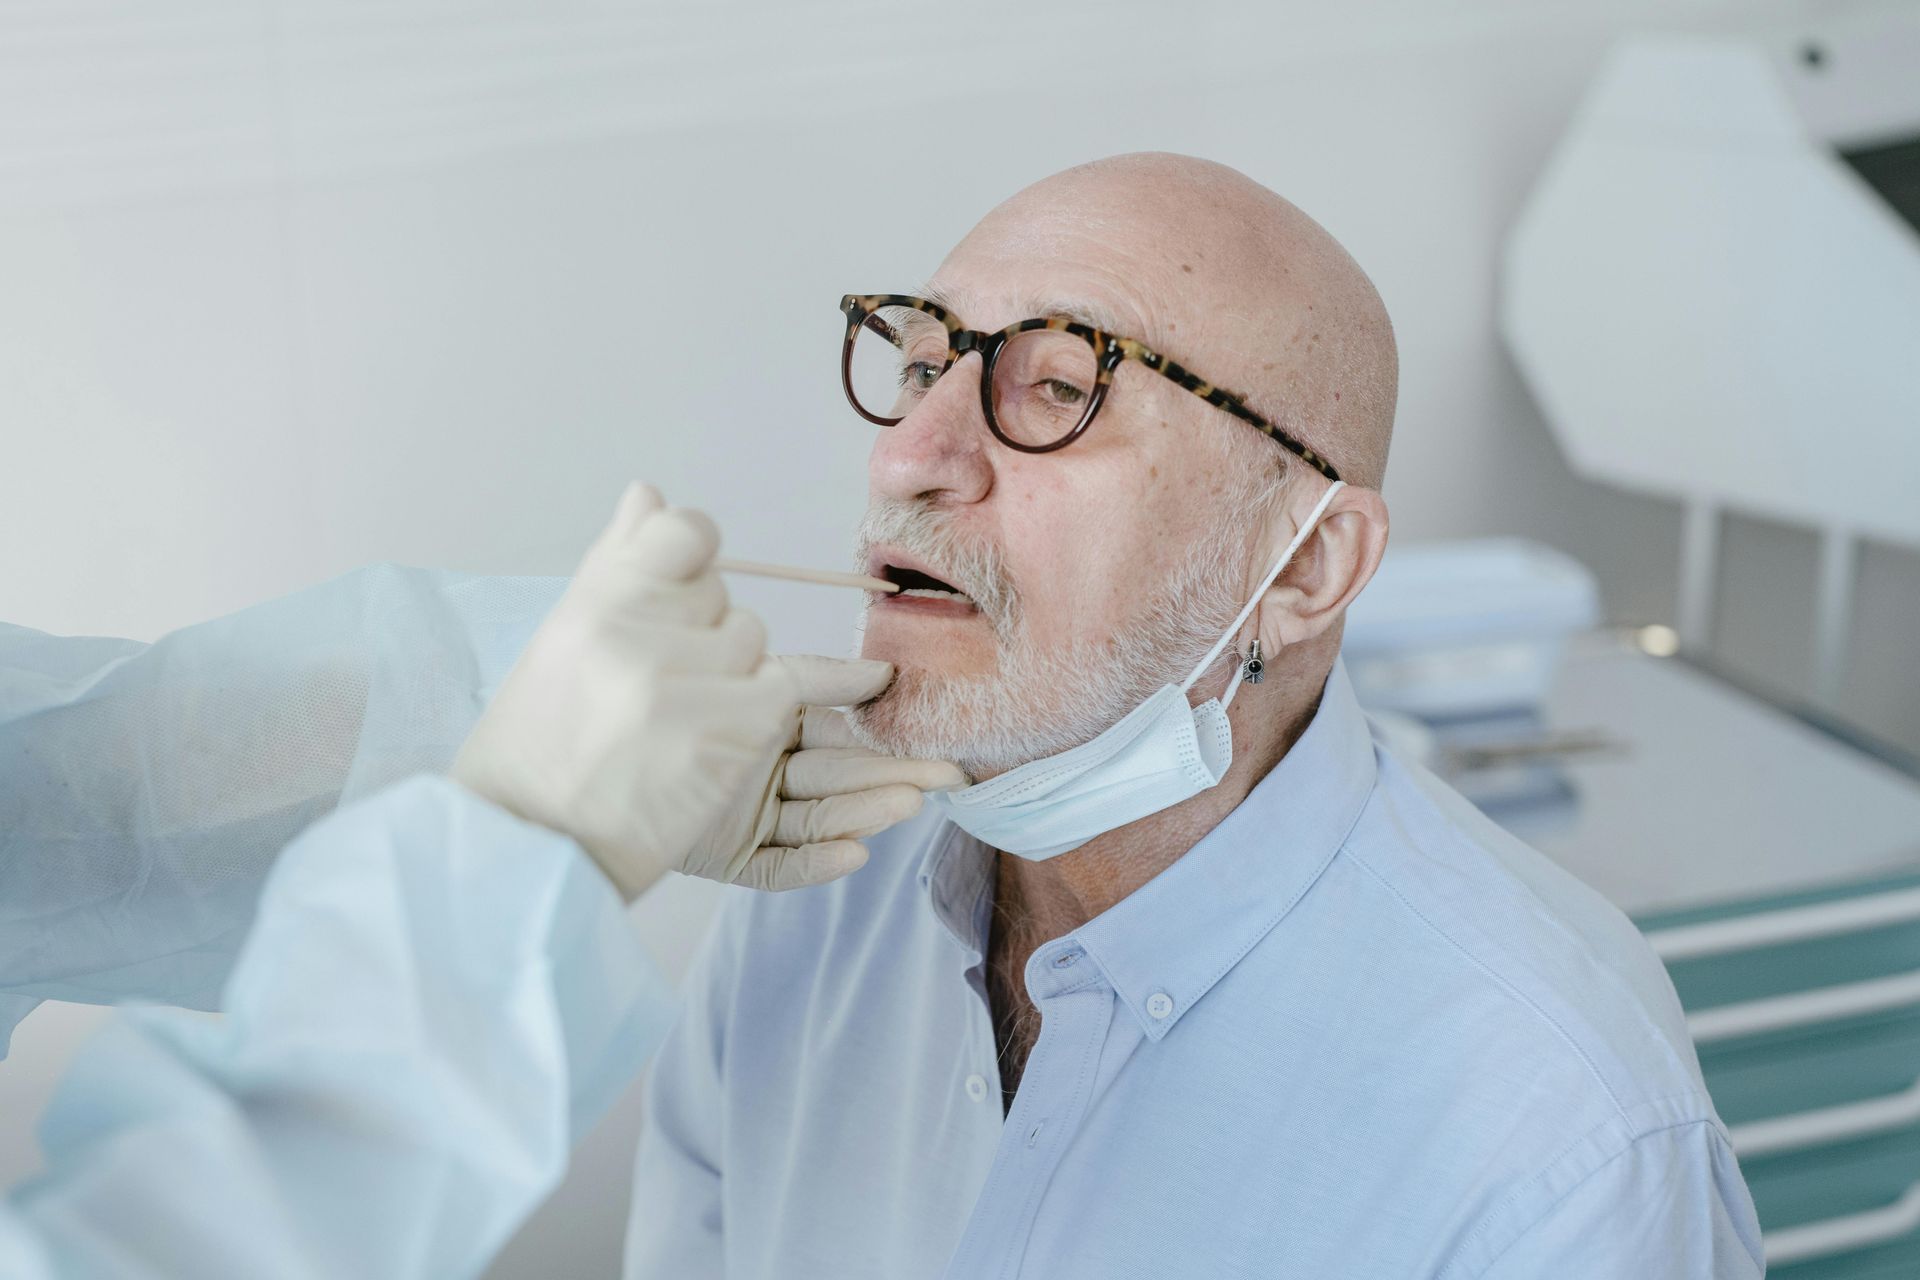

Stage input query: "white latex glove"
[
  {"left": 452, "top": 482, "right": 795, "bottom": 901},
  {"left": 679, "top": 654, "right": 968, "bottom": 892}
]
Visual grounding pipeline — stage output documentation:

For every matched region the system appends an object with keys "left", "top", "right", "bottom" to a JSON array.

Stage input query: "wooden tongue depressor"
[{"left": 715, "top": 557, "right": 900, "bottom": 593}]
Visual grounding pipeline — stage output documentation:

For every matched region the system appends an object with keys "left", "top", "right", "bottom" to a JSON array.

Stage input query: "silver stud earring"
[{"left": 1241, "top": 639, "right": 1264, "bottom": 685}]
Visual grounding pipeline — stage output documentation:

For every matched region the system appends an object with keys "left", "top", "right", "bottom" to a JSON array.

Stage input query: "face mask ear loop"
[{"left": 1180, "top": 480, "right": 1346, "bottom": 702}]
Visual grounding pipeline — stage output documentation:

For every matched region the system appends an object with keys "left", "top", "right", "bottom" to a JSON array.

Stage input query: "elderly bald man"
[{"left": 629, "top": 155, "right": 1762, "bottom": 1279}]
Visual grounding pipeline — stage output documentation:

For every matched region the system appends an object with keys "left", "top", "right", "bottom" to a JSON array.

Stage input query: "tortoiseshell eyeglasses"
[{"left": 837, "top": 292, "right": 1340, "bottom": 483}]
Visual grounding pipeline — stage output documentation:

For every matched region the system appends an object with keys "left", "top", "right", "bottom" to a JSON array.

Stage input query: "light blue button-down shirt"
[{"left": 628, "top": 662, "right": 1763, "bottom": 1278}]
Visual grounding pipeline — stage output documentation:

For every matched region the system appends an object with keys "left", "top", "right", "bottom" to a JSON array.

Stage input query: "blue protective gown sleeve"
[
  {"left": 0, "top": 568, "right": 565, "bottom": 1053},
  {"left": 0, "top": 774, "right": 673, "bottom": 1280}
]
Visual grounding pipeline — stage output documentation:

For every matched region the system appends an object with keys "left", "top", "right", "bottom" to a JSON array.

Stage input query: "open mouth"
[{"left": 879, "top": 563, "right": 977, "bottom": 607}]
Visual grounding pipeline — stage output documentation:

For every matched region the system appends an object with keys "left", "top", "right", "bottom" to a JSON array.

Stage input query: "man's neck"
[
  {"left": 981, "top": 655, "right": 1334, "bottom": 1107},
  {"left": 991, "top": 654, "right": 1333, "bottom": 946}
]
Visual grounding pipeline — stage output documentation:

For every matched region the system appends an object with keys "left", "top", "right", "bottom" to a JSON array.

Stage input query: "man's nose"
[{"left": 867, "top": 352, "right": 994, "bottom": 505}]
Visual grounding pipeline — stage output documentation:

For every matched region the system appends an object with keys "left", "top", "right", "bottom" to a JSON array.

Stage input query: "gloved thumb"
[{"left": 776, "top": 654, "right": 895, "bottom": 708}]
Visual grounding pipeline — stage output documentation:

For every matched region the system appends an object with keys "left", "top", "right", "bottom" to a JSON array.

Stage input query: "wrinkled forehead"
[
  {"left": 923, "top": 194, "right": 1265, "bottom": 370},
  {"left": 914, "top": 279, "right": 1147, "bottom": 344},
  {"left": 933, "top": 198, "right": 1202, "bottom": 331}
]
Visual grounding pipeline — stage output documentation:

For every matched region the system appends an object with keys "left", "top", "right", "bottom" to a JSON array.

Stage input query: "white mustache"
[{"left": 854, "top": 499, "right": 1020, "bottom": 634}]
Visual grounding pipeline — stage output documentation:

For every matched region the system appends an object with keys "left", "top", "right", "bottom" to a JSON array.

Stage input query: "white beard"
[{"left": 846, "top": 482, "right": 1275, "bottom": 780}]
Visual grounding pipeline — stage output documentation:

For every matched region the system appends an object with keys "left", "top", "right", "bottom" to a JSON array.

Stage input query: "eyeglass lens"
[{"left": 847, "top": 306, "right": 1100, "bottom": 448}]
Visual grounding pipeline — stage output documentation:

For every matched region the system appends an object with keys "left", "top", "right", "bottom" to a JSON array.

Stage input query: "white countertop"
[{"left": 1518, "top": 647, "right": 1920, "bottom": 917}]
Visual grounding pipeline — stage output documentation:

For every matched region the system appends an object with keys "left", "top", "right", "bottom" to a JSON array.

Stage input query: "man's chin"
[
  {"left": 844, "top": 670, "right": 998, "bottom": 778},
  {"left": 842, "top": 675, "right": 939, "bottom": 759},
  {"left": 841, "top": 692, "right": 900, "bottom": 755}
]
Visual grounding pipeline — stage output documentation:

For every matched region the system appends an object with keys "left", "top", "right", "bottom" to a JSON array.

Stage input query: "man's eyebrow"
[
  {"left": 916, "top": 280, "right": 964, "bottom": 317},
  {"left": 1023, "top": 296, "right": 1141, "bottom": 338},
  {"left": 916, "top": 281, "right": 1143, "bottom": 339}
]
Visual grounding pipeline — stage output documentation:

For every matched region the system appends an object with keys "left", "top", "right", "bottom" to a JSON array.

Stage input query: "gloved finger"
[
  {"left": 721, "top": 658, "right": 800, "bottom": 734},
  {"left": 776, "top": 654, "right": 895, "bottom": 708},
  {"left": 782, "top": 748, "right": 969, "bottom": 800},
  {"left": 797, "top": 705, "right": 858, "bottom": 749},
  {"left": 704, "top": 607, "right": 769, "bottom": 676},
  {"left": 575, "top": 520, "right": 729, "bottom": 627},
  {"left": 581, "top": 482, "right": 669, "bottom": 568},
  {"left": 648, "top": 665, "right": 800, "bottom": 766},
  {"left": 604, "top": 481, "right": 666, "bottom": 539},
  {"left": 731, "top": 840, "right": 870, "bottom": 892},
  {"left": 773, "top": 783, "right": 925, "bottom": 846},
  {"left": 622, "top": 505, "right": 722, "bottom": 583},
  {"left": 580, "top": 610, "right": 766, "bottom": 678}
]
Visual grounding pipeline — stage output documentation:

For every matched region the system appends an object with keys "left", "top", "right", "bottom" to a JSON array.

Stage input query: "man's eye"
[
  {"left": 900, "top": 362, "right": 943, "bottom": 392},
  {"left": 1043, "top": 378, "right": 1087, "bottom": 406}
]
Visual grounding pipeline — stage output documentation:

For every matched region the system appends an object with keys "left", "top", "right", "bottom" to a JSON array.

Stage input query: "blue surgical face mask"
[{"left": 928, "top": 481, "right": 1346, "bottom": 861}]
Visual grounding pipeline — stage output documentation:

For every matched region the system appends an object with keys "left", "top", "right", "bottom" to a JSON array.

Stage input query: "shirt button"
[
  {"left": 964, "top": 1073, "right": 988, "bottom": 1102},
  {"left": 1052, "top": 951, "right": 1079, "bottom": 969},
  {"left": 1146, "top": 992, "right": 1175, "bottom": 1019}
]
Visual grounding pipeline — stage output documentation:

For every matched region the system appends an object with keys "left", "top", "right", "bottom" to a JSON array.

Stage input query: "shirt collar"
[
  {"left": 919, "top": 816, "right": 995, "bottom": 960},
  {"left": 1074, "top": 658, "right": 1379, "bottom": 1040}
]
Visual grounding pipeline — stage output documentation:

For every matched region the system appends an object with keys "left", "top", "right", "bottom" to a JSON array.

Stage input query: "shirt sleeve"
[
  {"left": 0, "top": 569, "right": 562, "bottom": 1049},
  {"left": 1, "top": 775, "right": 672, "bottom": 1280},
  {"left": 1461, "top": 1117, "right": 1765, "bottom": 1280},
  {"left": 623, "top": 892, "right": 753, "bottom": 1279}
]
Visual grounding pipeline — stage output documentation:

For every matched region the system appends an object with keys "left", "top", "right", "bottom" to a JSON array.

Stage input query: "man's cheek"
[{"left": 1019, "top": 591, "right": 1092, "bottom": 657}]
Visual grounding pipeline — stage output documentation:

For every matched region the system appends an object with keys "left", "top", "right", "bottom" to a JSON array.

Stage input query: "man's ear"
[{"left": 1255, "top": 484, "right": 1389, "bottom": 651}]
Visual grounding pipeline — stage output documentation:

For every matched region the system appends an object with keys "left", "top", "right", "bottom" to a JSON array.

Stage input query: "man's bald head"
[
  {"left": 853, "top": 152, "right": 1396, "bottom": 779},
  {"left": 939, "top": 152, "right": 1397, "bottom": 488}
]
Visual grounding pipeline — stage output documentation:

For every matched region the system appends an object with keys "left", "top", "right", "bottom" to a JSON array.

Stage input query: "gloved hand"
[
  {"left": 452, "top": 482, "right": 798, "bottom": 901},
  {"left": 678, "top": 654, "right": 968, "bottom": 891}
]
